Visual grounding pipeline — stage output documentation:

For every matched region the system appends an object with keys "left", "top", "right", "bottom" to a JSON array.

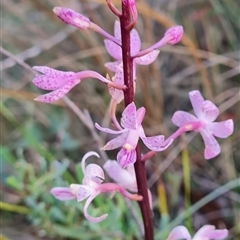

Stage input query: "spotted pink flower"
[
  {"left": 50, "top": 151, "right": 142, "bottom": 223},
  {"left": 32, "top": 66, "right": 126, "bottom": 103},
  {"left": 95, "top": 102, "right": 172, "bottom": 168},
  {"left": 167, "top": 225, "right": 228, "bottom": 240},
  {"left": 171, "top": 90, "right": 234, "bottom": 159},
  {"left": 104, "top": 20, "right": 160, "bottom": 79}
]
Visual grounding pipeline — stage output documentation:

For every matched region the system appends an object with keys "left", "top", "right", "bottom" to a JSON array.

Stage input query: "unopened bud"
[
  {"left": 53, "top": 7, "right": 90, "bottom": 29},
  {"left": 164, "top": 25, "right": 183, "bottom": 45}
]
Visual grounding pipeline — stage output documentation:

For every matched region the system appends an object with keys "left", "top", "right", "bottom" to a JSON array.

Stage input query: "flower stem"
[{"left": 120, "top": 2, "right": 154, "bottom": 239}]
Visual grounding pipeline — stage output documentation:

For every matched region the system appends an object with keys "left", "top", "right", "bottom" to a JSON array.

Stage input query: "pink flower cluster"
[{"left": 32, "top": 1, "right": 234, "bottom": 231}]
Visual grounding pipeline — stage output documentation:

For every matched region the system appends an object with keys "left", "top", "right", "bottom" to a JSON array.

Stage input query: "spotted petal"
[
  {"left": 85, "top": 164, "right": 105, "bottom": 184},
  {"left": 32, "top": 74, "right": 76, "bottom": 90},
  {"left": 104, "top": 39, "right": 122, "bottom": 60},
  {"left": 200, "top": 129, "right": 221, "bottom": 159},
  {"left": 141, "top": 135, "right": 172, "bottom": 151},
  {"left": 84, "top": 192, "right": 108, "bottom": 223},
  {"left": 117, "top": 148, "right": 137, "bottom": 168},
  {"left": 134, "top": 50, "right": 160, "bottom": 65},
  {"left": 34, "top": 79, "right": 80, "bottom": 103},
  {"left": 95, "top": 123, "right": 127, "bottom": 135},
  {"left": 50, "top": 187, "right": 76, "bottom": 201},
  {"left": 103, "top": 160, "right": 137, "bottom": 192},
  {"left": 200, "top": 100, "right": 219, "bottom": 123},
  {"left": 121, "top": 102, "right": 137, "bottom": 129},
  {"left": 76, "top": 185, "right": 93, "bottom": 202},
  {"left": 189, "top": 90, "right": 205, "bottom": 119},
  {"left": 102, "top": 132, "right": 129, "bottom": 150},
  {"left": 207, "top": 120, "right": 234, "bottom": 138},
  {"left": 167, "top": 225, "right": 191, "bottom": 240},
  {"left": 33, "top": 66, "right": 75, "bottom": 78}
]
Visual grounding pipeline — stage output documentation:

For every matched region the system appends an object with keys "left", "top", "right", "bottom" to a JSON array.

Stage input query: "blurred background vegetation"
[{"left": 1, "top": 0, "right": 240, "bottom": 239}]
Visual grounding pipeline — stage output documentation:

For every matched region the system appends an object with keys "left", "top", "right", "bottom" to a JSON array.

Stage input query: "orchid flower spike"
[
  {"left": 171, "top": 90, "right": 234, "bottom": 159},
  {"left": 32, "top": 66, "right": 126, "bottom": 103},
  {"left": 50, "top": 151, "right": 142, "bottom": 223},
  {"left": 104, "top": 20, "right": 160, "bottom": 80},
  {"left": 95, "top": 102, "right": 172, "bottom": 168},
  {"left": 104, "top": 160, "right": 153, "bottom": 208},
  {"left": 167, "top": 225, "right": 228, "bottom": 240}
]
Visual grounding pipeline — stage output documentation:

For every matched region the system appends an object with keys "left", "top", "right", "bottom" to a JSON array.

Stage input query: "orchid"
[
  {"left": 50, "top": 151, "right": 142, "bottom": 223},
  {"left": 167, "top": 225, "right": 228, "bottom": 240},
  {"left": 171, "top": 90, "right": 234, "bottom": 159},
  {"left": 95, "top": 102, "right": 172, "bottom": 168},
  {"left": 32, "top": 66, "right": 126, "bottom": 103},
  {"left": 104, "top": 160, "right": 153, "bottom": 208},
  {"left": 104, "top": 20, "right": 160, "bottom": 79}
]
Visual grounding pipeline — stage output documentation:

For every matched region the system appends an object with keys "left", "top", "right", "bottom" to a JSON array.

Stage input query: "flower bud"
[
  {"left": 164, "top": 25, "right": 183, "bottom": 45},
  {"left": 53, "top": 7, "right": 90, "bottom": 29}
]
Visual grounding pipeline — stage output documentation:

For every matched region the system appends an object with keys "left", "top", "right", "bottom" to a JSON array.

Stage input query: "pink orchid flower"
[
  {"left": 50, "top": 151, "right": 142, "bottom": 223},
  {"left": 104, "top": 20, "right": 160, "bottom": 79},
  {"left": 32, "top": 66, "right": 126, "bottom": 103},
  {"left": 104, "top": 160, "right": 153, "bottom": 208},
  {"left": 167, "top": 225, "right": 228, "bottom": 240},
  {"left": 171, "top": 90, "right": 234, "bottom": 159},
  {"left": 95, "top": 102, "right": 172, "bottom": 168}
]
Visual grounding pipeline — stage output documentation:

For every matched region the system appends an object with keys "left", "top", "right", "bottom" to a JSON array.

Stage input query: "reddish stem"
[{"left": 120, "top": 2, "right": 154, "bottom": 239}]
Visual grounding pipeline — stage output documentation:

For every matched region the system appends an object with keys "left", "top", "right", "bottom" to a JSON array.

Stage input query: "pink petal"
[
  {"left": 200, "top": 129, "right": 221, "bottom": 159},
  {"left": 130, "top": 29, "right": 141, "bottom": 56},
  {"left": 193, "top": 225, "right": 215, "bottom": 240},
  {"left": 134, "top": 50, "right": 160, "bottom": 65},
  {"left": 200, "top": 100, "right": 219, "bottom": 123},
  {"left": 189, "top": 90, "right": 205, "bottom": 119},
  {"left": 105, "top": 61, "right": 121, "bottom": 72},
  {"left": 208, "top": 120, "right": 234, "bottom": 138},
  {"left": 50, "top": 187, "right": 76, "bottom": 201},
  {"left": 114, "top": 20, "right": 121, "bottom": 40},
  {"left": 81, "top": 151, "right": 100, "bottom": 174},
  {"left": 33, "top": 66, "right": 75, "bottom": 77},
  {"left": 193, "top": 225, "right": 228, "bottom": 240},
  {"left": 136, "top": 107, "right": 146, "bottom": 126},
  {"left": 102, "top": 132, "right": 129, "bottom": 150},
  {"left": 203, "top": 230, "right": 228, "bottom": 239},
  {"left": 117, "top": 148, "right": 137, "bottom": 168},
  {"left": 103, "top": 160, "right": 137, "bottom": 192},
  {"left": 32, "top": 75, "right": 75, "bottom": 90},
  {"left": 121, "top": 102, "right": 137, "bottom": 129},
  {"left": 167, "top": 226, "right": 192, "bottom": 240},
  {"left": 109, "top": 66, "right": 124, "bottom": 103},
  {"left": 172, "top": 111, "right": 198, "bottom": 127},
  {"left": 76, "top": 185, "right": 93, "bottom": 202},
  {"left": 95, "top": 123, "right": 127, "bottom": 134},
  {"left": 141, "top": 135, "right": 172, "bottom": 151},
  {"left": 84, "top": 192, "right": 108, "bottom": 223},
  {"left": 85, "top": 163, "right": 105, "bottom": 184},
  {"left": 104, "top": 39, "right": 122, "bottom": 60},
  {"left": 34, "top": 79, "right": 80, "bottom": 103}
]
